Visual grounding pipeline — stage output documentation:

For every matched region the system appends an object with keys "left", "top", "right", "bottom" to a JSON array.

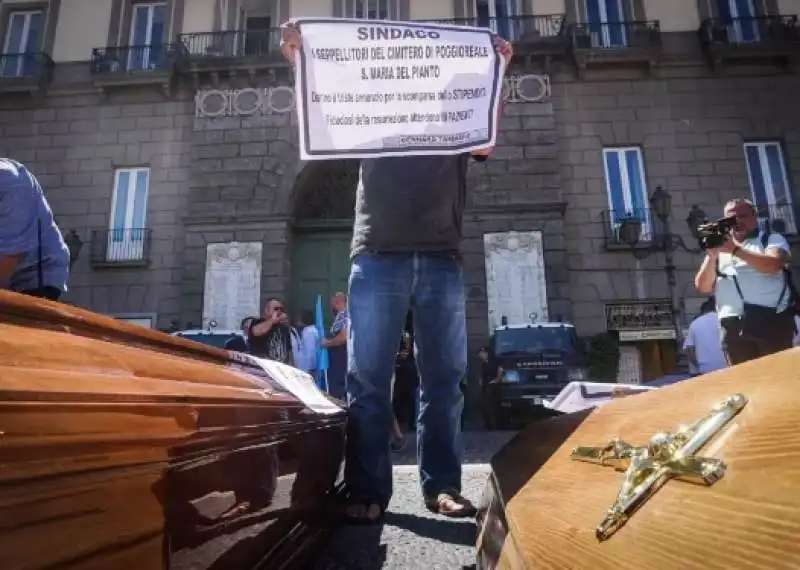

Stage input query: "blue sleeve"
[{"left": 0, "top": 164, "right": 39, "bottom": 257}]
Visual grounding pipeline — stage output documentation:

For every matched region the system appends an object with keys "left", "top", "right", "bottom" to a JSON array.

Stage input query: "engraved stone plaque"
[
  {"left": 483, "top": 231, "right": 549, "bottom": 332},
  {"left": 202, "top": 242, "right": 262, "bottom": 330}
]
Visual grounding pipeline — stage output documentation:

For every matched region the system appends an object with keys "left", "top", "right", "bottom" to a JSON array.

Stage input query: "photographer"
[{"left": 694, "top": 199, "right": 793, "bottom": 364}]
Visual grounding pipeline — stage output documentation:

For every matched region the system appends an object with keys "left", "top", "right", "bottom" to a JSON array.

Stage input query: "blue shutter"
[
  {"left": 604, "top": 0, "right": 625, "bottom": 46},
  {"left": 605, "top": 150, "right": 627, "bottom": 223},
  {"left": 112, "top": 172, "right": 130, "bottom": 243},
  {"left": 716, "top": 0, "right": 732, "bottom": 22},
  {"left": 765, "top": 144, "right": 789, "bottom": 204},
  {"left": 131, "top": 170, "right": 148, "bottom": 241},
  {"left": 625, "top": 149, "right": 646, "bottom": 219},
  {"left": 586, "top": 0, "right": 602, "bottom": 41},
  {"left": 745, "top": 145, "right": 768, "bottom": 207}
]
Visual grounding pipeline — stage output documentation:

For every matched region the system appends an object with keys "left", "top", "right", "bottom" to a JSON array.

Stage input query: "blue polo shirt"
[
  {"left": 0, "top": 158, "right": 69, "bottom": 292},
  {"left": 715, "top": 231, "right": 791, "bottom": 318}
]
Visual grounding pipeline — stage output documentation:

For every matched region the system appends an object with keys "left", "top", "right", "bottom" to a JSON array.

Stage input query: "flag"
[{"left": 315, "top": 294, "right": 329, "bottom": 391}]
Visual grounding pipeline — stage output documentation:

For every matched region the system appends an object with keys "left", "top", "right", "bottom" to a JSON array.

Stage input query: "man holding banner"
[{"left": 282, "top": 20, "right": 512, "bottom": 524}]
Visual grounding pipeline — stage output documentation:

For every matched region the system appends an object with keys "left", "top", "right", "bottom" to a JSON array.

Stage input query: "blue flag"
[{"left": 315, "top": 294, "right": 329, "bottom": 373}]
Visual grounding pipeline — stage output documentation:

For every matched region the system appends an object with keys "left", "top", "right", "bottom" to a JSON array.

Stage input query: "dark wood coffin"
[
  {"left": 0, "top": 291, "right": 347, "bottom": 570},
  {"left": 476, "top": 348, "right": 800, "bottom": 570}
]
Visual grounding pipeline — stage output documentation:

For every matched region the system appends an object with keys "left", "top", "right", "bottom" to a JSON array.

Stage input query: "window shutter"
[
  {"left": 398, "top": 0, "right": 409, "bottom": 20},
  {"left": 454, "top": 0, "right": 475, "bottom": 20}
]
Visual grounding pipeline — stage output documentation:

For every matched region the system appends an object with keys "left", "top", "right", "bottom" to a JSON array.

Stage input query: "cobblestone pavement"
[{"left": 310, "top": 430, "right": 516, "bottom": 570}]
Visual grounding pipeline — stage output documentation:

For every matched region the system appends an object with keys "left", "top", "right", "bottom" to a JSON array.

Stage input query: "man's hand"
[
  {"left": 281, "top": 21, "right": 301, "bottom": 65},
  {"left": 493, "top": 35, "right": 513, "bottom": 64}
]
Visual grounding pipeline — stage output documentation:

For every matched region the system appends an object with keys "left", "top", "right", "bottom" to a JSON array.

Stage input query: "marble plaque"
[
  {"left": 202, "top": 242, "right": 262, "bottom": 331},
  {"left": 483, "top": 231, "right": 549, "bottom": 332}
]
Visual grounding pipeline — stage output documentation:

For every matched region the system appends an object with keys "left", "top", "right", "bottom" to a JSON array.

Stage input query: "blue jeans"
[{"left": 345, "top": 253, "right": 467, "bottom": 507}]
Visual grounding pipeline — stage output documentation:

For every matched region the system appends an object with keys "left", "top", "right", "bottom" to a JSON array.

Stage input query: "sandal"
[
  {"left": 342, "top": 499, "right": 386, "bottom": 526},
  {"left": 425, "top": 489, "right": 477, "bottom": 518}
]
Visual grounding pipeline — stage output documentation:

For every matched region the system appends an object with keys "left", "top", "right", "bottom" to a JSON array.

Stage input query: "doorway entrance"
[{"left": 289, "top": 159, "right": 359, "bottom": 325}]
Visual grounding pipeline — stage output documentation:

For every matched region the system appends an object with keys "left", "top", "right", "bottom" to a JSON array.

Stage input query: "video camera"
[{"left": 696, "top": 215, "right": 736, "bottom": 250}]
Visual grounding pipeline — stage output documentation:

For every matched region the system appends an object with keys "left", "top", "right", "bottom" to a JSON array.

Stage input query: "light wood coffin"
[
  {"left": 0, "top": 291, "right": 347, "bottom": 570},
  {"left": 476, "top": 348, "right": 800, "bottom": 570}
]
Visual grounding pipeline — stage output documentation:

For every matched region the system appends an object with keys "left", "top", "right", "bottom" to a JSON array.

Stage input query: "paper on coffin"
[
  {"left": 476, "top": 348, "right": 800, "bottom": 570},
  {"left": 543, "top": 381, "right": 657, "bottom": 414},
  {"left": 0, "top": 290, "right": 346, "bottom": 570}
]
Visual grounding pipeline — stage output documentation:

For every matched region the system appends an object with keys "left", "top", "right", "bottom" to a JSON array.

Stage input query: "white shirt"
[
  {"left": 300, "top": 325, "right": 320, "bottom": 371},
  {"left": 715, "top": 232, "right": 791, "bottom": 319},
  {"left": 683, "top": 312, "right": 728, "bottom": 374}
]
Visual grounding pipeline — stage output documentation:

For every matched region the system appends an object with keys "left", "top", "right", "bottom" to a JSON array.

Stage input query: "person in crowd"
[
  {"left": 683, "top": 297, "right": 727, "bottom": 377},
  {"left": 248, "top": 298, "right": 293, "bottom": 365},
  {"left": 0, "top": 158, "right": 69, "bottom": 300},
  {"left": 695, "top": 198, "right": 794, "bottom": 364},
  {"left": 281, "top": 23, "right": 512, "bottom": 523},
  {"left": 292, "top": 309, "right": 320, "bottom": 374},
  {"left": 393, "top": 325, "right": 419, "bottom": 433},
  {"left": 321, "top": 292, "right": 349, "bottom": 400},
  {"left": 224, "top": 316, "right": 255, "bottom": 352}
]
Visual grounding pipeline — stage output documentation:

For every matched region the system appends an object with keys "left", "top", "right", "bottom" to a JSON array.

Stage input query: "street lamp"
[
  {"left": 617, "top": 186, "right": 705, "bottom": 352},
  {"left": 63, "top": 230, "right": 83, "bottom": 268}
]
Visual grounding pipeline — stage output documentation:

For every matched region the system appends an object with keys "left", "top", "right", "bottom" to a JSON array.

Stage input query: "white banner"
[{"left": 293, "top": 18, "right": 505, "bottom": 160}]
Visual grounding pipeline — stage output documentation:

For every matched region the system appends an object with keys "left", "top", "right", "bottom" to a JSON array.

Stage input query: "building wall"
[
  {"left": 0, "top": 91, "right": 195, "bottom": 327},
  {"left": 556, "top": 62, "right": 800, "bottom": 333}
]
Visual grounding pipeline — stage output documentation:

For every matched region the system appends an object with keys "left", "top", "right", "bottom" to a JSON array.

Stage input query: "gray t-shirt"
[{"left": 351, "top": 154, "right": 477, "bottom": 257}]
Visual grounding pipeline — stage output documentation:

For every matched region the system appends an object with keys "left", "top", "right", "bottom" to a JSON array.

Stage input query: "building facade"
[{"left": 1, "top": 0, "right": 799, "bottom": 381}]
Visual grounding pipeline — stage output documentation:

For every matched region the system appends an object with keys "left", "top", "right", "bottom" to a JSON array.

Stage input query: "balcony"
[
  {"left": 602, "top": 207, "right": 659, "bottom": 250},
  {"left": 569, "top": 21, "right": 662, "bottom": 72},
  {"left": 177, "top": 28, "right": 283, "bottom": 81},
  {"left": 90, "top": 44, "right": 177, "bottom": 96},
  {"left": 426, "top": 14, "right": 567, "bottom": 57},
  {"left": 89, "top": 228, "right": 152, "bottom": 268},
  {"left": 0, "top": 52, "right": 54, "bottom": 95},
  {"left": 700, "top": 15, "right": 800, "bottom": 67}
]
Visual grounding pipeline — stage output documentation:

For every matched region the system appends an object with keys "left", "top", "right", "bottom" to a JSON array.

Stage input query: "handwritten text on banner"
[{"left": 294, "top": 19, "right": 504, "bottom": 160}]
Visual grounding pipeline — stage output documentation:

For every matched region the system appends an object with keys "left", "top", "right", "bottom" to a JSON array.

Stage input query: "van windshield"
[
  {"left": 493, "top": 327, "right": 577, "bottom": 356},
  {"left": 177, "top": 333, "right": 237, "bottom": 349}
]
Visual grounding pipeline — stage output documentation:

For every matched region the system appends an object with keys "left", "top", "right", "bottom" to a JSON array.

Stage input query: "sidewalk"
[{"left": 311, "top": 430, "right": 516, "bottom": 570}]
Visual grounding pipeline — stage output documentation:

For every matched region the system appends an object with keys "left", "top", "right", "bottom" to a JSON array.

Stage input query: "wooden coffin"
[
  {"left": 0, "top": 291, "right": 347, "bottom": 570},
  {"left": 476, "top": 348, "right": 800, "bottom": 570}
]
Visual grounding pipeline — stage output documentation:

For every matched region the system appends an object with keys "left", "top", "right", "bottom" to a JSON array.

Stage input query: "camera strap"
[{"left": 719, "top": 232, "right": 788, "bottom": 312}]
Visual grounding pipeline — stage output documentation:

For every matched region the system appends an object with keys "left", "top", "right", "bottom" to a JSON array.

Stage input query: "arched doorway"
[{"left": 289, "top": 159, "right": 359, "bottom": 319}]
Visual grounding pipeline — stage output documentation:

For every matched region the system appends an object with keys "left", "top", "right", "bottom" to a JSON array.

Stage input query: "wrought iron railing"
[
  {"left": 700, "top": 15, "right": 799, "bottom": 46},
  {"left": 90, "top": 228, "right": 152, "bottom": 265},
  {"left": 570, "top": 20, "right": 661, "bottom": 50},
  {"left": 422, "top": 14, "right": 565, "bottom": 41},
  {"left": 755, "top": 202, "right": 799, "bottom": 235},
  {"left": 0, "top": 52, "right": 54, "bottom": 79},
  {"left": 90, "top": 44, "right": 176, "bottom": 74},
  {"left": 179, "top": 28, "right": 282, "bottom": 59},
  {"left": 602, "top": 207, "right": 658, "bottom": 247}
]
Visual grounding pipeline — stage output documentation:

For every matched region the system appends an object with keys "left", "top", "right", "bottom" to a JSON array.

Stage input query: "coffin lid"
[{"left": 488, "top": 348, "right": 800, "bottom": 570}]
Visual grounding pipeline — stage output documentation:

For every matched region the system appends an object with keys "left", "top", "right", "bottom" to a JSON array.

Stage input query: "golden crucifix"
[{"left": 571, "top": 393, "right": 748, "bottom": 541}]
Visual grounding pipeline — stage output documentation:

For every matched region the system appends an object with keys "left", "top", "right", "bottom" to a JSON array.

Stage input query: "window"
[
  {"left": 244, "top": 15, "right": 271, "bottom": 56},
  {"left": 717, "top": 0, "right": 760, "bottom": 43},
  {"left": 108, "top": 168, "right": 149, "bottom": 262},
  {"left": 602, "top": 147, "right": 651, "bottom": 241},
  {"left": 585, "top": 0, "right": 627, "bottom": 47},
  {"left": 128, "top": 2, "right": 166, "bottom": 71},
  {"left": 1, "top": 10, "right": 43, "bottom": 77},
  {"left": 342, "top": 0, "right": 401, "bottom": 20},
  {"left": 744, "top": 141, "right": 796, "bottom": 234},
  {"left": 475, "top": 0, "right": 520, "bottom": 39}
]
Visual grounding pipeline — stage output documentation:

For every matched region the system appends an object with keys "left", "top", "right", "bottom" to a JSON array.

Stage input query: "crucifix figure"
[{"left": 571, "top": 393, "right": 748, "bottom": 541}]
